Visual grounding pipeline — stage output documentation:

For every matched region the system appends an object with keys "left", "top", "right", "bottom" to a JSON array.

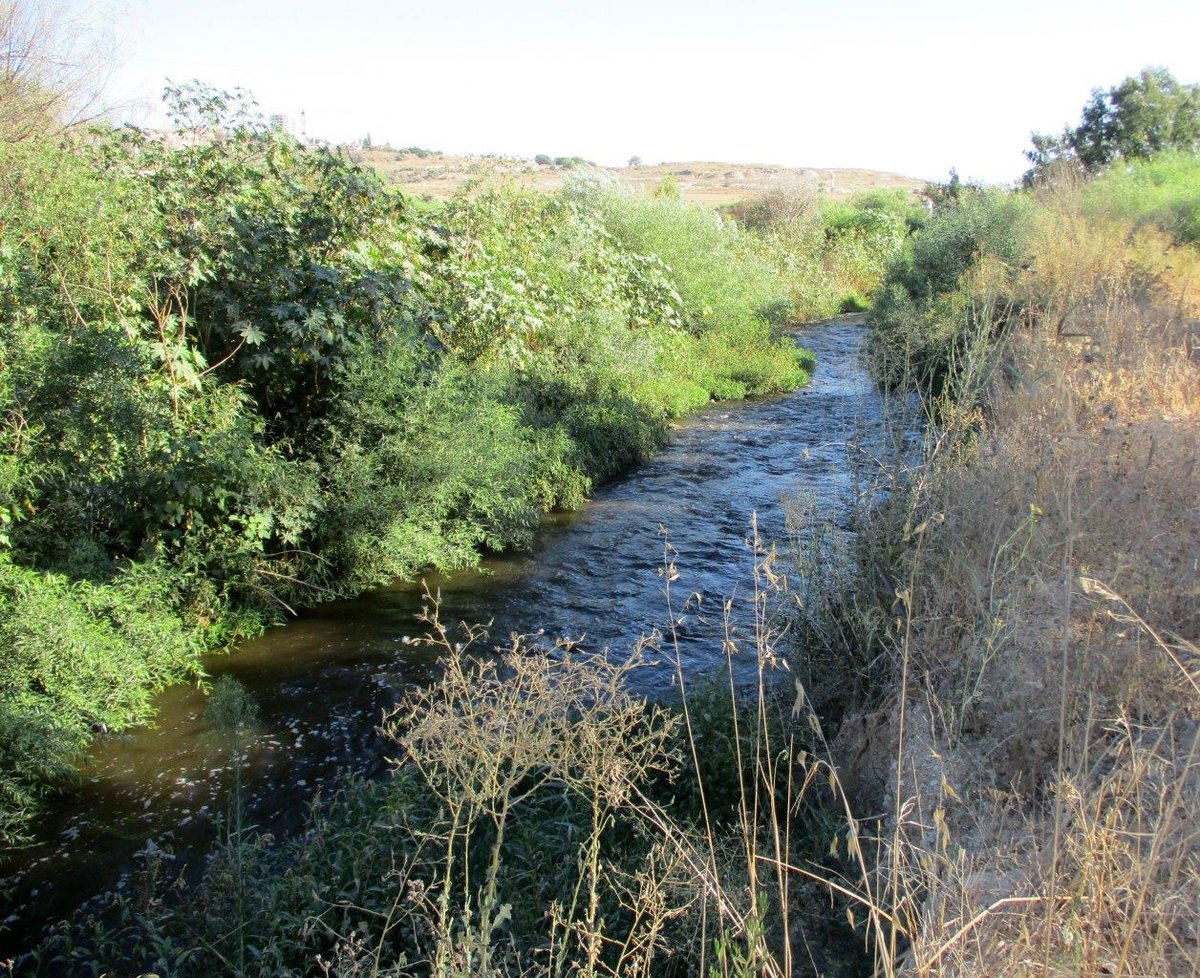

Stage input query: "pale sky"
[{"left": 75, "top": 0, "right": 1200, "bottom": 184}]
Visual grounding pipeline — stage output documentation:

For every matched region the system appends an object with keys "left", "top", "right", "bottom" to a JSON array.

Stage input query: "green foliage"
[
  {"left": 205, "top": 675, "right": 258, "bottom": 737},
  {"left": 869, "top": 188, "right": 1034, "bottom": 395},
  {"left": 396, "top": 145, "right": 442, "bottom": 158},
  {"left": 599, "top": 189, "right": 784, "bottom": 334},
  {"left": 820, "top": 190, "right": 925, "bottom": 300},
  {"left": 922, "top": 168, "right": 982, "bottom": 209},
  {"left": 663, "top": 677, "right": 791, "bottom": 821},
  {"left": 865, "top": 147, "right": 1200, "bottom": 403},
  {"left": 319, "top": 362, "right": 547, "bottom": 588},
  {"left": 885, "top": 188, "right": 1030, "bottom": 300},
  {"left": 735, "top": 188, "right": 926, "bottom": 320},
  {"left": 652, "top": 173, "right": 681, "bottom": 200},
  {"left": 1081, "top": 150, "right": 1200, "bottom": 244},
  {"left": 416, "top": 184, "right": 684, "bottom": 363},
  {"left": 0, "top": 556, "right": 204, "bottom": 843},
  {"left": 1026, "top": 67, "right": 1200, "bottom": 179},
  {"left": 101, "top": 85, "right": 418, "bottom": 439},
  {"left": 839, "top": 290, "right": 871, "bottom": 313},
  {"left": 589, "top": 182, "right": 814, "bottom": 397}
]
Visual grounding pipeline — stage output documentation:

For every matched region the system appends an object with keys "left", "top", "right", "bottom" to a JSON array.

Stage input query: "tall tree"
[{"left": 1025, "top": 67, "right": 1200, "bottom": 180}]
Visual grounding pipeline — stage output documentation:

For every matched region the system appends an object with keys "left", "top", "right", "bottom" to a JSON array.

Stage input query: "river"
[{"left": 2, "top": 316, "right": 902, "bottom": 959}]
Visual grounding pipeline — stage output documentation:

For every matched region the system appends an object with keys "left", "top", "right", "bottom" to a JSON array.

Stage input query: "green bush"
[
  {"left": 319, "top": 360, "right": 548, "bottom": 587},
  {"left": 839, "top": 291, "right": 871, "bottom": 313},
  {"left": 597, "top": 189, "right": 790, "bottom": 338},
  {"left": 737, "top": 188, "right": 925, "bottom": 321},
  {"left": 887, "top": 188, "right": 1032, "bottom": 301},
  {"left": 0, "top": 557, "right": 204, "bottom": 842},
  {"left": 869, "top": 188, "right": 1034, "bottom": 394},
  {"left": 1081, "top": 150, "right": 1200, "bottom": 243}
]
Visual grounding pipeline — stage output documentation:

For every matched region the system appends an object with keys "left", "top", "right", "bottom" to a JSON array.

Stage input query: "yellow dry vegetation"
[{"left": 843, "top": 177, "right": 1200, "bottom": 977}]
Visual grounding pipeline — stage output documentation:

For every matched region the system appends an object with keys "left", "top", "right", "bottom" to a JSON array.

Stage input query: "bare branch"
[{"left": 0, "top": 0, "right": 117, "bottom": 141}]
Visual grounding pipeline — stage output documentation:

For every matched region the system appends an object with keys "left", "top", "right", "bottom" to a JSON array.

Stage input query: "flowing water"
[{"left": 2, "top": 317, "right": 905, "bottom": 958}]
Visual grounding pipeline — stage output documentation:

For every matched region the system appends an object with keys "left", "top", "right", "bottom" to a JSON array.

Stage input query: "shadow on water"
[{"left": 1, "top": 317, "right": 910, "bottom": 957}]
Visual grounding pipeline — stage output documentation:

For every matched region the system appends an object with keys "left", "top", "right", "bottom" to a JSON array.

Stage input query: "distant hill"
[{"left": 354, "top": 149, "right": 927, "bottom": 206}]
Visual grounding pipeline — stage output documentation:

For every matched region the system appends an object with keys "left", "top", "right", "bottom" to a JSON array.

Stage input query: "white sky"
[{"left": 76, "top": 0, "right": 1200, "bottom": 184}]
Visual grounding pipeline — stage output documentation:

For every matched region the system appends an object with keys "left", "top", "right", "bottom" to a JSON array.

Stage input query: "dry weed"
[{"left": 817, "top": 178, "right": 1200, "bottom": 977}]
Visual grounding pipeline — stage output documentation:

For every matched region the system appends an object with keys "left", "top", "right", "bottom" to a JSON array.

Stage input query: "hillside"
[{"left": 354, "top": 149, "right": 928, "bottom": 205}]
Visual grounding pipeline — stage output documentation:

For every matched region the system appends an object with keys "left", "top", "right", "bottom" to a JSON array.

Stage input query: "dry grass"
[
  {"left": 815, "top": 177, "right": 1200, "bottom": 977},
  {"left": 300, "top": 523, "right": 883, "bottom": 978}
]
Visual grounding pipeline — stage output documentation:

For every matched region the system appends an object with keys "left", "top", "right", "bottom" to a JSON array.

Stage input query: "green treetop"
[{"left": 1026, "top": 67, "right": 1200, "bottom": 180}]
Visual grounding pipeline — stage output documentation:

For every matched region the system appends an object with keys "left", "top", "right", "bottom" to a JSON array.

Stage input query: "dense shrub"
[
  {"left": 888, "top": 188, "right": 1032, "bottom": 300},
  {"left": 597, "top": 187, "right": 788, "bottom": 337},
  {"left": 868, "top": 188, "right": 1034, "bottom": 394},
  {"left": 733, "top": 188, "right": 926, "bottom": 320},
  {"left": 0, "top": 557, "right": 204, "bottom": 842},
  {"left": 1080, "top": 150, "right": 1200, "bottom": 244}
]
